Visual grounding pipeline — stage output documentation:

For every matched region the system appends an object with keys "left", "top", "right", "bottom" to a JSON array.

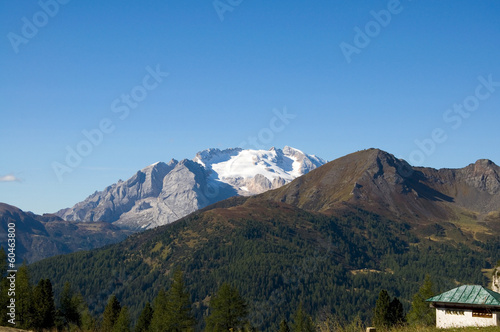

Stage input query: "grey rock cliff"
[{"left": 56, "top": 147, "right": 326, "bottom": 230}]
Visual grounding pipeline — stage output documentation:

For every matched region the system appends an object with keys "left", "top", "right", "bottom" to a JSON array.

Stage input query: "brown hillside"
[{"left": 261, "top": 148, "right": 500, "bottom": 239}]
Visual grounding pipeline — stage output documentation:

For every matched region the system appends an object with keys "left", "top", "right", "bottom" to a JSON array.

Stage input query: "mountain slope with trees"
[{"left": 29, "top": 149, "right": 500, "bottom": 331}]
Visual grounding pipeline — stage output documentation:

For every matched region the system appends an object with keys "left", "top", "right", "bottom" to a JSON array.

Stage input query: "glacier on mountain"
[{"left": 56, "top": 147, "right": 326, "bottom": 229}]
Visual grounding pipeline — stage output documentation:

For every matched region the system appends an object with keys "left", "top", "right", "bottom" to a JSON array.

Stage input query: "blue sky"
[{"left": 1, "top": 0, "right": 500, "bottom": 214}]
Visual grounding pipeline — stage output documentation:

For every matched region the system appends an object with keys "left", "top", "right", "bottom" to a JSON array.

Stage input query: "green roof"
[{"left": 426, "top": 285, "right": 500, "bottom": 306}]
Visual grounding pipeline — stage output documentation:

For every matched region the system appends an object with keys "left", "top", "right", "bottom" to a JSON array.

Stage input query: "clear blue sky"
[{"left": 1, "top": 0, "right": 500, "bottom": 214}]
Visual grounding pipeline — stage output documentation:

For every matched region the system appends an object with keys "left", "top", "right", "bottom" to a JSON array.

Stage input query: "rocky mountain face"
[
  {"left": 56, "top": 147, "right": 326, "bottom": 229},
  {"left": 0, "top": 203, "right": 131, "bottom": 263}
]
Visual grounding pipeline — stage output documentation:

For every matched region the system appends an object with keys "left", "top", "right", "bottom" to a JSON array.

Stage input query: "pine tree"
[
  {"left": 205, "top": 282, "right": 248, "bottom": 332},
  {"left": 135, "top": 302, "right": 153, "bottom": 332},
  {"left": 0, "top": 277, "right": 9, "bottom": 326},
  {"left": 32, "top": 279, "right": 56, "bottom": 331},
  {"left": 279, "top": 319, "right": 291, "bottom": 332},
  {"left": 407, "top": 275, "right": 435, "bottom": 326},
  {"left": 58, "top": 281, "right": 82, "bottom": 327},
  {"left": 373, "top": 289, "right": 391, "bottom": 328},
  {"left": 0, "top": 248, "right": 9, "bottom": 326},
  {"left": 292, "top": 303, "right": 315, "bottom": 332},
  {"left": 150, "top": 289, "right": 168, "bottom": 332},
  {"left": 81, "top": 307, "right": 98, "bottom": 332},
  {"left": 373, "top": 289, "right": 406, "bottom": 328},
  {"left": 388, "top": 297, "right": 405, "bottom": 326},
  {"left": 102, "top": 295, "right": 121, "bottom": 332},
  {"left": 15, "top": 264, "right": 33, "bottom": 329},
  {"left": 164, "top": 270, "right": 195, "bottom": 331},
  {"left": 113, "top": 306, "right": 131, "bottom": 332},
  {"left": 0, "top": 247, "right": 6, "bottom": 277}
]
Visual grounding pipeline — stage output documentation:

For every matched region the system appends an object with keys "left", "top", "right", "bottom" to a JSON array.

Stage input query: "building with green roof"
[{"left": 426, "top": 285, "right": 500, "bottom": 328}]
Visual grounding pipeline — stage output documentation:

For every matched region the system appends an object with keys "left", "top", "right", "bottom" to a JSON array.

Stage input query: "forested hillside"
[{"left": 30, "top": 200, "right": 500, "bottom": 331}]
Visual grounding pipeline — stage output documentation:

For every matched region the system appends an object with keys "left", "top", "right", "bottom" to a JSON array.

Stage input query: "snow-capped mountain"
[
  {"left": 194, "top": 146, "right": 325, "bottom": 195},
  {"left": 56, "top": 147, "right": 326, "bottom": 230}
]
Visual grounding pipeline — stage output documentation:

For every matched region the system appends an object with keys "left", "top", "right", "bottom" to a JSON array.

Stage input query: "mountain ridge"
[
  {"left": 56, "top": 146, "right": 326, "bottom": 229},
  {"left": 261, "top": 148, "right": 500, "bottom": 238},
  {"left": 0, "top": 203, "right": 131, "bottom": 263}
]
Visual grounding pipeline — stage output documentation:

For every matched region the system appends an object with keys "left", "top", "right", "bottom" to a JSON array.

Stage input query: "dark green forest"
[{"left": 24, "top": 205, "right": 500, "bottom": 331}]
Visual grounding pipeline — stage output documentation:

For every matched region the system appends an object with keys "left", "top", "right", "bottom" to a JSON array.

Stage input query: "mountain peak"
[
  {"left": 140, "top": 161, "right": 169, "bottom": 173},
  {"left": 57, "top": 146, "right": 326, "bottom": 229},
  {"left": 264, "top": 148, "right": 500, "bottom": 225},
  {"left": 193, "top": 146, "right": 326, "bottom": 195},
  {"left": 193, "top": 148, "right": 242, "bottom": 167},
  {"left": 474, "top": 159, "right": 498, "bottom": 168}
]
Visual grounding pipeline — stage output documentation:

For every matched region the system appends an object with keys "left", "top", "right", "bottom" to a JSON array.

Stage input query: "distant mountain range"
[
  {"left": 31, "top": 148, "right": 500, "bottom": 330},
  {"left": 0, "top": 203, "right": 131, "bottom": 263},
  {"left": 4, "top": 147, "right": 500, "bottom": 266},
  {"left": 56, "top": 146, "right": 326, "bottom": 230}
]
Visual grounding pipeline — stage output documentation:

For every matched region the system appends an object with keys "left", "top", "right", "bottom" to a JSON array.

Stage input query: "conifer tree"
[
  {"left": 205, "top": 282, "right": 248, "bottom": 332},
  {"left": 292, "top": 303, "right": 315, "bottom": 332},
  {"left": 407, "top": 275, "right": 435, "bottom": 326},
  {"left": 279, "top": 319, "right": 291, "bottom": 332},
  {"left": 113, "top": 306, "right": 131, "bottom": 332},
  {"left": 15, "top": 264, "right": 33, "bottom": 329},
  {"left": 164, "top": 270, "right": 195, "bottom": 331},
  {"left": 81, "top": 307, "right": 98, "bottom": 332},
  {"left": 0, "top": 248, "right": 9, "bottom": 326},
  {"left": 0, "top": 277, "right": 9, "bottom": 326},
  {"left": 135, "top": 302, "right": 153, "bottom": 332},
  {"left": 58, "top": 281, "right": 82, "bottom": 327},
  {"left": 102, "top": 295, "right": 121, "bottom": 332},
  {"left": 0, "top": 247, "right": 6, "bottom": 277},
  {"left": 389, "top": 297, "right": 405, "bottom": 326},
  {"left": 150, "top": 289, "right": 168, "bottom": 332},
  {"left": 32, "top": 279, "right": 56, "bottom": 331},
  {"left": 373, "top": 289, "right": 391, "bottom": 328}
]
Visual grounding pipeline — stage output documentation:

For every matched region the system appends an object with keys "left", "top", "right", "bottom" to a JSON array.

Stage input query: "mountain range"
[
  {"left": 30, "top": 148, "right": 500, "bottom": 330},
  {"left": 55, "top": 146, "right": 326, "bottom": 230},
  {"left": 0, "top": 146, "right": 325, "bottom": 262},
  {"left": 0, "top": 203, "right": 131, "bottom": 263}
]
